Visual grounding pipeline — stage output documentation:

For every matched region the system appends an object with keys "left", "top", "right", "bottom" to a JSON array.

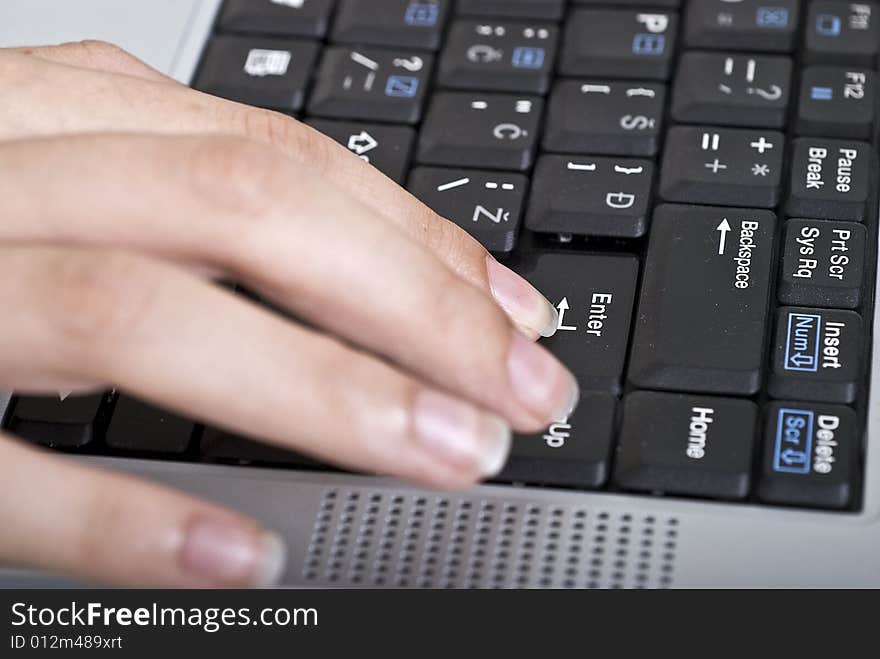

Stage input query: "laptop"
[{"left": 2, "top": 0, "right": 879, "bottom": 588}]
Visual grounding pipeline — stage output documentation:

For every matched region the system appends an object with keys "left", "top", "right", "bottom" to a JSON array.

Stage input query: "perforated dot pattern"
[{"left": 303, "top": 490, "right": 680, "bottom": 589}]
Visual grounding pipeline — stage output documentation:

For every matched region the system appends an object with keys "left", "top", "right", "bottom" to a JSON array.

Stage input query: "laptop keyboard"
[{"left": 4, "top": 0, "right": 879, "bottom": 512}]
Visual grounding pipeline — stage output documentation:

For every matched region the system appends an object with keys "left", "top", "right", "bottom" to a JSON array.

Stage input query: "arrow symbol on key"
[
  {"left": 716, "top": 218, "right": 732, "bottom": 256},
  {"left": 556, "top": 298, "right": 578, "bottom": 332}
]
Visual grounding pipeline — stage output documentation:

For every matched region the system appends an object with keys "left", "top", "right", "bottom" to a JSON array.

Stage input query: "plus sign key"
[
  {"left": 659, "top": 127, "right": 784, "bottom": 208},
  {"left": 407, "top": 168, "right": 527, "bottom": 254},
  {"left": 417, "top": 93, "right": 543, "bottom": 171},
  {"left": 525, "top": 155, "right": 654, "bottom": 239}
]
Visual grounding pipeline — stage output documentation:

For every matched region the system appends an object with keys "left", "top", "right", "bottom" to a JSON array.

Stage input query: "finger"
[
  {"left": 1, "top": 245, "right": 514, "bottom": 488},
  {"left": 0, "top": 436, "right": 286, "bottom": 587},
  {"left": 0, "top": 135, "right": 576, "bottom": 431},
  {"left": 0, "top": 49, "right": 558, "bottom": 339},
  {"left": 8, "top": 40, "right": 173, "bottom": 82}
]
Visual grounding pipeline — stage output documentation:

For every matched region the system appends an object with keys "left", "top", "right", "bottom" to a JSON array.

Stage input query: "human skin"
[{"left": 0, "top": 42, "right": 578, "bottom": 588}]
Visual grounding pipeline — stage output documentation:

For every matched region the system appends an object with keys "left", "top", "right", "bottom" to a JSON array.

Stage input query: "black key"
[
  {"left": 659, "top": 126, "right": 784, "bottom": 208},
  {"left": 806, "top": 1, "right": 880, "bottom": 67},
  {"left": 785, "top": 138, "right": 873, "bottom": 222},
  {"left": 628, "top": 205, "right": 776, "bottom": 395},
  {"left": 200, "top": 428, "right": 322, "bottom": 468},
  {"left": 331, "top": 0, "right": 449, "bottom": 50},
  {"left": 671, "top": 52, "right": 792, "bottom": 128},
  {"left": 779, "top": 219, "right": 866, "bottom": 309},
  {"left": 684, "top": 0, "right": 800, "bottom": 52},
  {"left": 543, "top": 81, "right": 666, "bottom": 157},
  {"left": 498, "top": 394, "right": 616, "bottom": 489},
  {"left": 758, "top": 402, "right": 857, "bottom": 509},
  {"left": 105, "top": 397, "right": 194, "bottom": 454},
  {"left": 574, "top": 0, "right": 680, "bottom": 5},
  {"left": 613, "top": 392, "right": 757, "bottom": 500},
  {"left": 307, "top": 47, "right": 433, "bottom": 124},
  {"left": 407, "top": 168, "right": 526, "bottom": 253},
  {"left": 797, "top": 67, "right": 877, "bottom": 139},
  {"left": 307, "top": 120, "right": 415, "bottom": 184},
  {"left": 769, "top": 307, "right": 863, "bottom": 404},
  {"left": 417, "top": 92, "right": 542, "bottom": 171},
  {"left": 194, "top": 35, "right": 319, "bottom": 113},
  {"left": 510, "top": 252, "right": 640, "bottom": 395},
  {"left": 7, "top": 394, "right": 105, "bottom": 448},
  {"left": 218, "top": 0, "right": 336, "bottom": 38},
  {"left": 437, "top": 20, "right": 558, "bottom": 94},
  {"left": 457, "top": 0, "right": 565, "bottom": 20},
  {"left": 559, "top": 10, "right": 678, "bottom": 81},
  {"left": 525, "top": 155, "right": 654, "bottom": 239}
]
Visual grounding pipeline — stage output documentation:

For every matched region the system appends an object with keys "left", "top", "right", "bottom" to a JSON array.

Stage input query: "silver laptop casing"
[{"left": 1, "top": 0, "right": 877, "bottom": 588}]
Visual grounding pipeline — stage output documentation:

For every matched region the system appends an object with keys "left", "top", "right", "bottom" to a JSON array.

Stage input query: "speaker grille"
[{"left": 302, "top": 489, "right": 680, "bottom": 589}]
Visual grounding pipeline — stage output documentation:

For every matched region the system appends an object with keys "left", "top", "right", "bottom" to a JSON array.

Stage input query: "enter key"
[{"left": 511, "top": 251, "right": 640, "bottom": 394}]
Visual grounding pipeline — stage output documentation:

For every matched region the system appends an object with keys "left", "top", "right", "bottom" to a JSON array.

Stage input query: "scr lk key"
[
  {"left": 628, "top": 205, "right": 776, "bottom": 396},
  {"left": 759, "top": 402, "right": 857, "bottom": 509}
]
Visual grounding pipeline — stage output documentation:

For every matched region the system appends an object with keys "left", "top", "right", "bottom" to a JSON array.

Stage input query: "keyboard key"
[
  {"left": 200, "top": 428, "right": 322, "bottom": 468},
  {"left": 307, "top": 120, "right": 415, "bottom": 184},
  {"left": 510, "top": 252, "right": 640, "bottom": 394},
  {"left": 218, "top": 0, "right": 336, "bottom": 39},
  {"left": 758, "top": 402, "right": 857, "bottom": 509},
  {"left": 806, "top": 1, "right": 880, "bottom": 67},
  {"left": 408, "top": 168, "right": 526, "bottom": 253},
  {"left": 307, "top": 47, "right": 433, "bottom": 124},
  {"left": 7, "top": 394, "right": 106, "bottom": 448},
  {"left": 105, "top": 396, "right": 194, "bottom": 454},
  {"left": 498, "top": 394, "right": 616, "bottom": 488},
  {"left": 659, "top": 126, "right": 784, "bottom": 208},
  {"left": 525, "top": 155, "right": 654, "bottom": 239},
  {"left": 785, "top": 138, "right": 873, "bottom": 222},
  {"left": 437, "top": 20, "right": 558, "bottom": 94},
  {"left": 543, "top": 81, "right": 666, "bottom": 157},
  {"left": 559, "top": 9, "right": 678, "bottom": 81},
  {"left": 613, "top": 392, "right": 757, "bottom": 500},
  {"left": 457, "top": 0, "right": 565, "bottom": 20},
  {"left": 574, "top": 0, "right": 680, "bottom": 5},
  {"left": 331, "top": 0, "right": 450, "bottom": 50},
  {"left": 684, "top": 0, "right": 800, "bottom": 52},
  {"left": 628, "top": 205, "right": 776, "bottom": 395},
  {"left": 194, "top": 35, "right": 319, "bottom": 113},
  {"left": 797, "top": 67, "right": 877, "bottom": 139},
  {"left": 417, "top": 92, "right": 543, "bottom": 171},
  {"left": 671, "top": 52, "right": 792, "bottom": 128},
  {"left": 769, "top": 307, "right": 863, "bottom": 404},
  {"left": 779, "top": 219, "right": 866, "bottom": 309}
]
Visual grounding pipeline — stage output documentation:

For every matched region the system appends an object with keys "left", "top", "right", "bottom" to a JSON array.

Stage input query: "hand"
[{"left": 0, "top": 42, "right": 577, "bottom": 587}]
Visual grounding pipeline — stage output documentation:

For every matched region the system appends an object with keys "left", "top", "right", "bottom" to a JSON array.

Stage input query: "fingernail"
[
  {"left": 414, "top": 390, "right": 512, "bottom": 477},
  {"left": 181, "top": 518, "right": 287, "bottom": 588},
  {"left": 508, "top": 333, "right": 580, "bottom": 421},
  {"left": 487, "top": 256, "right": 558, "bottom": 339}
]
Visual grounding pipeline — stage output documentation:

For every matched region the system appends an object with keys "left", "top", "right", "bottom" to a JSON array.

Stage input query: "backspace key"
[{"left": 628, "top": 204, "right": 776, "bottom": 395}]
